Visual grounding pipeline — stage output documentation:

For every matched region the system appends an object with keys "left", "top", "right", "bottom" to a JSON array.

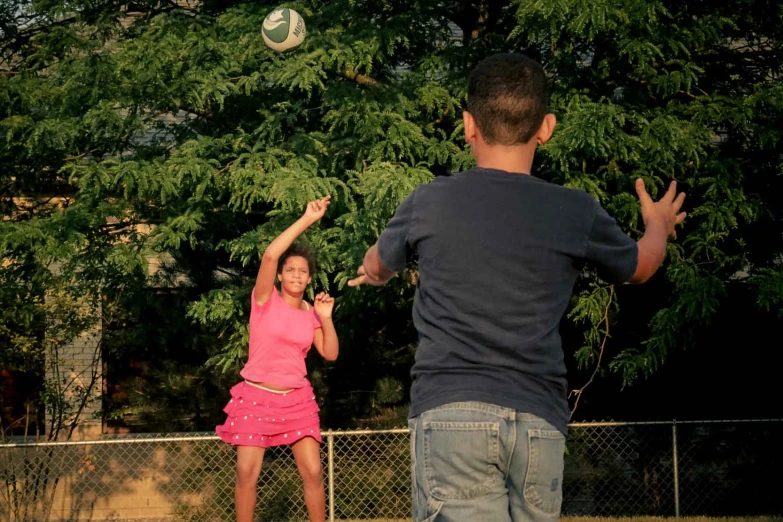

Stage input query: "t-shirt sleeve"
[
  {"left": 585, "top": 201, "right": 639, "bottom": 284},
  {"left": 250, "top": 286, "right": 275, "bottom": 314},
  {"left": 376, "top": 190, "right": 416, "bottom": 273}
]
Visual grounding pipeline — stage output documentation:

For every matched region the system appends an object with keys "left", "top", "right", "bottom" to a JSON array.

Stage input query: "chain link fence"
[{"left": 2, "top": 420, "right": 781, "bottom": 522}]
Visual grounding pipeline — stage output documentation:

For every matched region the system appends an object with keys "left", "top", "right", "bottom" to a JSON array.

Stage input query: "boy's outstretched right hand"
[
  {"left": 347, "top": 265, "right": 386, "bottom": 287},
  {"left": 304, "top": 195, "right": 331, "bottom": 224},
  {"left": 635, "top": 179, "right": 686, "bottom": 239}
]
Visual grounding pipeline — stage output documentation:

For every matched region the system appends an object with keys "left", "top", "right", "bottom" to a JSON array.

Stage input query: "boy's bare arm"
[
  {"left": 347, "top": 243, "right": 396, "bottom": 287},
  {"left": 629, "top": 179, "right": 686, "bottom": 284}
]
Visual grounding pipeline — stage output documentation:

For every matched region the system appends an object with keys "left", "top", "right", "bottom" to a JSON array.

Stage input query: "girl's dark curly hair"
[{"left": 277, "top": 242, "right": 316, "bottom": 275}]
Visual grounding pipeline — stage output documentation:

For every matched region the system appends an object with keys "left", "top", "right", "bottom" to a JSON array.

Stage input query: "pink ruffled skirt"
[{"left": 215, "top": 381, "right": 322, "bottom": 447}]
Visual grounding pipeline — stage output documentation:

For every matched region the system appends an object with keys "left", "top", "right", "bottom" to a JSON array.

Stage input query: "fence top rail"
[
  {"left": 0, "top": 428, "right": 411, "bottom": 448},
  {"left": 570, "top": 418, "right": 783, "bottom": 427},
  {"left": 2, "top": 418, "right": 781, "bottom": 448}
]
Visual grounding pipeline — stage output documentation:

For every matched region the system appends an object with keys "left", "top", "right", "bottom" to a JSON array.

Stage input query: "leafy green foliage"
[{"left": 1, "top": 0, "right": 781, "bottom": 429}]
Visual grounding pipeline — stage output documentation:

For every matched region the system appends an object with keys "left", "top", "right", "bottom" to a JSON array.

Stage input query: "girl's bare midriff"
[{"left": 246, "top": 380, "right": 294, "bottom": 393}]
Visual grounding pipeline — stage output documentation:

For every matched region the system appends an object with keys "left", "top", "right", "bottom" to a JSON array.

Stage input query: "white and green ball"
[{"left": 262, "top": 7, "right": 306, "bottom": 53}]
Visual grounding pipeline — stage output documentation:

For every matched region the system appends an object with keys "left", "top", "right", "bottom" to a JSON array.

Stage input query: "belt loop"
[{"left": 503, "top": 409, "right": 518, "bottom": 481}]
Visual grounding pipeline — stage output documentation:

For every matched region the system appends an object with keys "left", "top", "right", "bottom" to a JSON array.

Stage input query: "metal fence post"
[
  {"left": 327, "top": 430, "right": 335, "bottom": 522},
  {"left": 672, "top": 419, "right": 680, "bottom": 518}
]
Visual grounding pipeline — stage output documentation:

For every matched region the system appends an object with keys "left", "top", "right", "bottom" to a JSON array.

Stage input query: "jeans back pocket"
[
  {"left": 422, "top": 421, "right": 501, "bottom": 500},
  {"left": 523, "top": 428, "right": 565, "bottom": 516}
]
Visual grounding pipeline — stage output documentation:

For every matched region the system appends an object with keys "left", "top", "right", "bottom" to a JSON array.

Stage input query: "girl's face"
[{"left": 278, "top": 256, "right": 311, "bottom": 295}]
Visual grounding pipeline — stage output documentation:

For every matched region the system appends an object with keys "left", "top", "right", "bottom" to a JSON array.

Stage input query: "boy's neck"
[{"left": 473, "top": 141, "right": 537, "bottom": 175}]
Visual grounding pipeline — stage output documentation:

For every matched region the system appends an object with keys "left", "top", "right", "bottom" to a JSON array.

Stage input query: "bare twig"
[
  {"left": 344, "top": 70, "right": 379, "bottom": 87},
  {"left": 569, "top": 285, "right": 615, "bottom": 419},
  {"left": 216, "top": 161, "right": 233, "bottom": 175},
  {"left": 433, "top": 108, "right": 451, "bottom": 126}
]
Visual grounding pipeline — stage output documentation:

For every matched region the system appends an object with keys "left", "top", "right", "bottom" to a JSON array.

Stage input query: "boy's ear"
[
  {"left": 463, "top": 110, "right": 478, "bottom": 146},
  {"left": 535, "top": 113, "right": 557, "bottom": 145}
]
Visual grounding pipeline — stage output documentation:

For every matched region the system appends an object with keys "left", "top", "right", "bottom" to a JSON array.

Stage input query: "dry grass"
[
  {"left": 561, "top": 518, "right": 783, "bottom": 522},
  {"left": 342, "top": 518, "right": 783, "bottom": 522}
]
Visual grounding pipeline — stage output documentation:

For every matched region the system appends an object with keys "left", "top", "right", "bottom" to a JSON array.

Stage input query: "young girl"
[{"left": 216, "top": 196, "right": 338, "bottom": 522}]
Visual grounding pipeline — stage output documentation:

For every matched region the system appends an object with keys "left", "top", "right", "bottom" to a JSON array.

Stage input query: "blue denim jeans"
[{"left": 408, "top": 402, "right": 565, "bottom": 522}]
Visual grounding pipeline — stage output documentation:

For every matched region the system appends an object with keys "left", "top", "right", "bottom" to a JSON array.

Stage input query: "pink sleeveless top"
[{"left": 240, "top": 289, "right": 322, "bottom": 389}]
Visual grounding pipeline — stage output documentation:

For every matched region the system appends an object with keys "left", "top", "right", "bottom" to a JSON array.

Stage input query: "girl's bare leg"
[
  {"left": 292, "top": 437, "right": 325, "bottom": 522},
  {"left": 236, "top": 446, "right": 265, "bottom": 522}
]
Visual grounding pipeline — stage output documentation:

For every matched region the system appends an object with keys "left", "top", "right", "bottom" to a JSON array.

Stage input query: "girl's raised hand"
[{"left": 304, "top": 195, "right": 331, "bottom": 223}]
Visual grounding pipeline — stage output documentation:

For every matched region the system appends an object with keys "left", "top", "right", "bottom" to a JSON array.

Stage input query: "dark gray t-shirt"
[{"left": 376, "top": 167, "right": 638, "bottom": 434}]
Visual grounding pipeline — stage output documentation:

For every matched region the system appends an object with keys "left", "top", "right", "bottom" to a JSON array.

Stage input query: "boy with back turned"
[{"left": 349, "top": 53, "right": 686, "bottom": 522}]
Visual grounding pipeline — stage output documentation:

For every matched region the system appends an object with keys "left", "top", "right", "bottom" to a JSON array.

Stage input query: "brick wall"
[{"left": 45, "top": 302, "right": 103, "bottom": 440}]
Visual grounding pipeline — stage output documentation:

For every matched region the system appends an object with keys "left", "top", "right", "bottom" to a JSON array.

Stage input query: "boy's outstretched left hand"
[{"left": 635, "top": 179, "right": 686, "bottom": 239}]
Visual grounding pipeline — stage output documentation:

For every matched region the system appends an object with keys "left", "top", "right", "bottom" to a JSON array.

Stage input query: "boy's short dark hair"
[
  {"left": 278, "top": 242, "right": 316, "bottom": 275},
  {"left": 467, "top": 53, "right": 550, "bottom": 146}
]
